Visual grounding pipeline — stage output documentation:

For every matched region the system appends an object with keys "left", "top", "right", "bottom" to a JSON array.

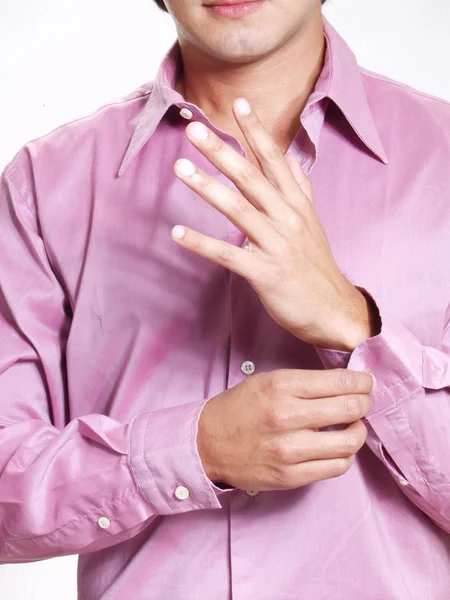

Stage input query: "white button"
[
  {"left": 398, "top": 477, "right": 409, "bottom": 486},
  {"left": 241, "top": 361, "right": 255, "bottom": 375},
  {"left": 246, "top": 490, "right": 260, "bottom": 496},
  {"left": 175, "top": 485, "right": 190, "bottom": 500},
  {"left": 242, "top": 245, "right": 250, "bottom": 251},
  {"left": 179, "top": 108, "right": 194, "bottom": 120},
  {"left": 97, "top": 516, "right": 111, "bottom": 529}
]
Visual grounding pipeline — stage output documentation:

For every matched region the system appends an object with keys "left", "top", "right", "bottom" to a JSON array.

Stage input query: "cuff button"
[{"left": 98, "top": 516, "right": 111, "bottom": 529}]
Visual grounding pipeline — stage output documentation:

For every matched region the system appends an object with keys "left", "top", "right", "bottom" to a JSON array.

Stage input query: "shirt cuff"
[
  {"left": 128, "top": 398, "right": 233, "bottom": 516},
  {"left": 315, "top": 286, "right": 423, "bottom": 415}
]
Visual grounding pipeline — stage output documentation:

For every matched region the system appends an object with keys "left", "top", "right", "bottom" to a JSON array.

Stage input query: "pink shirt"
[{"left": 1, "top": 16, "right": 450, "bottom": 600}]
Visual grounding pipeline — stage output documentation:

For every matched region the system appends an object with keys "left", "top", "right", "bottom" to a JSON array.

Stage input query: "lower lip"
[{"left": 206, "top": 0, "right": 264, "bottom": 18}]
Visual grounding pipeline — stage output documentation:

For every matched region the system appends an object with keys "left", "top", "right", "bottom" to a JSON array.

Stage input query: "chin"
[{"left": 204, "top": 30, "right": 278, "bottom": 62}]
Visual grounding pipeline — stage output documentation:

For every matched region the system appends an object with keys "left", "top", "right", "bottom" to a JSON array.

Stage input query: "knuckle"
[
  {"left": 272, "top": 465, "right": 297, "bottom": 489},
  {"left": 259, "top": 371, "right": 279, "bottom": 396},
  {"left": 336, "top": 369, "right": 356, "bottom": 393},
  {"left": 209, "top": 136, "right": 224, "bottom": 155},
  {"left": 263, "top": 144, "right": 282, "bottom": 165},
  {"left": 218, "top": 245, "right": 235, "bottom": 263},
  {"left": 263, "top": 406, "right": 284, "bottom": 432},
  {"left": 341, "top": 433, "right": 362, "bottom": 455},
  {"left": 192, "top": 237, "right": 203, "bottom": 251},
  {"left": 240, "top": 164, "right": 261, "bottom": 184},
  {"left": 267, "top": 437, "right": 292, "bottom": 463},
  {"left": 286, "top": 212, "right": 306, "bottom": 232},
  {"left": 343, "top": 395, "right": 363, "bottom": 419},
  {"left": 295, "top": 374, "right": 315, "bottom": 399},
  {"left": 196, "top": 173, "right": 211, "bottom": 189},
  {"left": 232, "top": 198, "right": 250, "bottom": 215}
]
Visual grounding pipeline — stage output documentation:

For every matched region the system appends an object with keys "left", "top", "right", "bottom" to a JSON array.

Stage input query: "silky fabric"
[{"left": 1, "top": 16, "right": 450, "bottom": 600}]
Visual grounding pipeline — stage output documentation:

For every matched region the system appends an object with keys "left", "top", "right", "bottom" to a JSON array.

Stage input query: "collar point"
[{"left": 117, "top": 160, "right": 129, "bottom": 178}]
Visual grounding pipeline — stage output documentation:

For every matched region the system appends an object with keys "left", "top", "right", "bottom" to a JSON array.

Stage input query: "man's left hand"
[{"left": 171, "top": 98, "right": 376, "bottom": 351}]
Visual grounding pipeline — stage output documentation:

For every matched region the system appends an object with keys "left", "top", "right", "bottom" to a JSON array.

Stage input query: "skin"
[{"left": 161, "top": 0, "right": 379, "bottom": 489}]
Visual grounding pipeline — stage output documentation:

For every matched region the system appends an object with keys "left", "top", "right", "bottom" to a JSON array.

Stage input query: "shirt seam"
[
  {"left": 368, "top": 376, "right": 419, "bottom": 416},
  {"left": 9, "top": 87, "right": 155, "bottom": 154},
  {"left": 360, "top": 68, "right": 450, "bottom": 108}
]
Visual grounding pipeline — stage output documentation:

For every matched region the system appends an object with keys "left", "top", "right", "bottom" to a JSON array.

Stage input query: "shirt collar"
[{"left": 118, "top": 16, "right": 388, "bottom": 177}]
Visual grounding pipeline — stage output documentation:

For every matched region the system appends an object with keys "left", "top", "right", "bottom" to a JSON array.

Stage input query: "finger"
[
  {"left": 279, "top": 421, "right": 367, "bottom": 464},
  {"left": 173, "top": 158, "right": 275, "bottom": 248},
  {"left": 171, "top": 224, "right": 252, "bottom": 277},
  {"left": 232, "top": 98, "right": 311, "bottom": 210},
  {"left": 184, "top": 120, "right": 286, "bottom": 221},
  {"left": 284, "top": 152, "right": 314, "bottom": 205},
  {"left": 289, "top": 394, "right": 372, "bottom": 430},
  {"left": 280, "top": 455, "right": 356, "bottom": 490},
  {"left": 271, "top": 368, "right": 376, "bottom": 399}
]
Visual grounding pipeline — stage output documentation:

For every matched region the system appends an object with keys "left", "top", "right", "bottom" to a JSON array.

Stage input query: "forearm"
[
  {"left": 316, "top": 293, "right": 450, "bottom": 531},
  {"left": 0, "top": 400, "right": 225, "bottom": 563}
]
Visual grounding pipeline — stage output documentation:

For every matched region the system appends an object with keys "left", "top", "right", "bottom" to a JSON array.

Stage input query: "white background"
[{"left": 0, "top": 0, "right": 449, "bottom": 597}]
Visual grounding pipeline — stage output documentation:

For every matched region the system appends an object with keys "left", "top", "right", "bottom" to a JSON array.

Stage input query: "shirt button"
[
  {"left": 398, "top": 477, "right": 409, "bottom": 486},
  {"left": 175, "top": 485, "right": 190, "bottom": 500},
  {"left": 179, "top": 108, "right": 194, "bottom": 120},
  {"left": 97, "top": 516, "right": 111, "bottom": 529},
  {"left": 242, "top": 245, "right": 250, "bottom": 251},
  {"left": 241, "top": 361, "right": 255, "bottom": 375},
  {"left": 246, "top": 490, "right": 260, "bottom": 496}
]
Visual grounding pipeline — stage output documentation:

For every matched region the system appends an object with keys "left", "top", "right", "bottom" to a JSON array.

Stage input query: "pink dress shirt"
[{"left": 1, "top": 16, "right": 450, "bottom": 600}]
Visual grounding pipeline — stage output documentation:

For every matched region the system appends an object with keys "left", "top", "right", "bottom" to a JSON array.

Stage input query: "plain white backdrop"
[{"left": 0, "top": 0, "right": 449, "bottom": 598}]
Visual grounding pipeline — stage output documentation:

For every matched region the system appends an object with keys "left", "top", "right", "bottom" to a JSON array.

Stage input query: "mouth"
[{"left": 204, "top": 0, "right": 265, "bottom": 19}]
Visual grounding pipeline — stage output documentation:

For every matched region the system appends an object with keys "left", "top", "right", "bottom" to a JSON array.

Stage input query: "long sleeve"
[
  {"left": 0, "top": 167, "right": 225, "bottom": 563},
  {"left": 316, "top": 288, "right": 450, "bottom": 532}
]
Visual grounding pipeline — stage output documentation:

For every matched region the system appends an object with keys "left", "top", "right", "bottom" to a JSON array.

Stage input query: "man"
[{"left": 1, "top": 0, "right": 449, "bottom": 598}]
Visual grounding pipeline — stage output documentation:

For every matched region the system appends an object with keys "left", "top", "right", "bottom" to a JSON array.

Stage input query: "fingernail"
[
  {"left": 175, "top": 158, "right": 196, "bottom": 177},
  {"left": 187, "top": 122, "right": 208, "bottom": 141},
  {"left": 172, "top": 225, "right": 186, "bottom": 239},
  {"left": 234, "top": 98, "right": 251, "bottom": 116},
  {"left": 371, "top": 373, "right": 377, "bottom": 392}
]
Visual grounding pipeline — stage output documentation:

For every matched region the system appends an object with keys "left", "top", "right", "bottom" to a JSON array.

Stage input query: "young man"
[{"left": 1, "top": 0, "right": 449, "bottom": 598}]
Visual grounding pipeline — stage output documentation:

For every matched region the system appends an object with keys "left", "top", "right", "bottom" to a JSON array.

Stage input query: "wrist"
[
  {"left": 331, "top": 286, "right": 381, "bottom": 351},
  {"left": 197, "top": 400, "right": 223, "bottom": 483},
  {"left": 314, "top": 285, "right": 381, "bottom": 352}
]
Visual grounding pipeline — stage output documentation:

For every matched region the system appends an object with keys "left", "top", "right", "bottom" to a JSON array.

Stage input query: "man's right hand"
[{"left": 197, "top": 368, "right": 375, "bottom": 492}]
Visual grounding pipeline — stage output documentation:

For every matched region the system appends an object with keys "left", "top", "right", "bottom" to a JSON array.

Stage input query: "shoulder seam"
[
  {"left": 21, "top": 84, "right": 155, "bottom": 149},
  {"left": 360, "top": 68, "right": 450, "bottom": 108}
]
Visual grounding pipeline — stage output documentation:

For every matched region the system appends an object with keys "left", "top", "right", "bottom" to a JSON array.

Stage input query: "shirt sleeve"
[
  {"left": 0, "top": 164, "right": 229, "bottom": 564},
  {"left": 315, "top": 286, "right": 450, "bottom": 533}
]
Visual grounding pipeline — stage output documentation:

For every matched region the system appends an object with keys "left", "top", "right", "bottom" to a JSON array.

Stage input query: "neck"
[{"left": 175, "top": 12, "right": 326, "bottom": 163}]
